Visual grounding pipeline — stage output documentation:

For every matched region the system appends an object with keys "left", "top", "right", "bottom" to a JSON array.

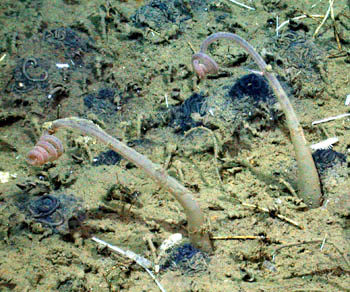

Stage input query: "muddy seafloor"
[{"left": 0, "top": 0, "right": 350, "bottom": 291}]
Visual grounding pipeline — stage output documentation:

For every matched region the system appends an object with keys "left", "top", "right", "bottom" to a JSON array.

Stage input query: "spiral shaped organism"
[
  {"left": 27, "top": 134, "right": 64, "bottom": 166},
  {"left": 192, "top": 52, "right": 219, "bottom": 79}
]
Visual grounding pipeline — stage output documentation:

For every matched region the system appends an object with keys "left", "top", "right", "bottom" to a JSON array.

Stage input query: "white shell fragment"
[
  {"left": 310, "top": 137, "right": 339, "bottom": 151},
  {"left": 159, "top": 233, "right": 183, "bottom": 252}
]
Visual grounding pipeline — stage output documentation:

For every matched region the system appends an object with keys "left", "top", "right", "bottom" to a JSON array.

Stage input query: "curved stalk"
[
  {"left": 192, "top": 32, "right": 322, "bottom": 208},
  {"left": 43, "top": 117, "right": 212, "bottom": 251}
]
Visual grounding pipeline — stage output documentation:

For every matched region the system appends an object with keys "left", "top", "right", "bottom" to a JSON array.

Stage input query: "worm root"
[{"left": 27, "top": 134, "right": 64, "bottom": 166}]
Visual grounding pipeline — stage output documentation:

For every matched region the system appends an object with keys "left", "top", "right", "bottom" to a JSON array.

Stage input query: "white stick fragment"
[
  {"left": 312, "top": 113, "right": 350, "bottom": 125},
  {"left": 311, "top": 0, "right": 322, "bottom": 9},
  {"left": 92, "top": 237, "right": 166, "bottom": 292},
  {"left": 313, "top": 0, "right": 334, "bottom": 38},
  {"left": 320, "top": 233, "right": 328, "bottom": 251},
  {"left": 164, "top": 94, "right": 169, "bottom": 108},
  {"left": 310, "top": 137, "right": 338, "bottom": 151},
  {"left": 92, "top": 237, "right": 152, "bottom": 268},
  {"left": 227, "top": 0, "right": 255, "bottom": 10},
  {"left": 277, "top": 14, "right": 324, "bottom": 33}
]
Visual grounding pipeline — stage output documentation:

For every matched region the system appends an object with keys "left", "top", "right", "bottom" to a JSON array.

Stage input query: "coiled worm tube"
[{"left": 26, "top": 134, "right": 64, "bottom": 166}]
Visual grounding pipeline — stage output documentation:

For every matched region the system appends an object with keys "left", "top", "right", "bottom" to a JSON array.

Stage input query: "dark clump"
[
  {"left": 15, "top": 193, "right": 85, "bottom": 235},
  {"left": 29, "top": 194, "right": 60, "bottom": 218},
  {"left": 84, "top": 88, "right": 120, "bottom": 119},
  {"left": 106, "top": 184, "right": 143, "bottom": 208},
  {"left": 132, "top": 0, "right": 209, "bottom": 31},
  {"left": 229, "top": 73, "right": 275, "bottom": 104},
  {"left": 44, "top": 27, "right": 90, "bottom": 51},
  {"left": 161, "top": 243, "right": 209, "bottom": 275},
  {"left": 28, "top": 194, "right": 64, "bottom": 227},
  {"left": 92, "top": 150, "right": 121, "bottom": 166},
  {"left": 12, "top": 58, "right": 50, "bottom": 94},
  {"left": 274, "top": 31, "right": 326, "bottom": 99},
  {"left": 170, "top": 93, "right": 207, "bottom": 132},
  {"left": 225, "top": 73, "right": 285, "bottom": 128},
  {"left": 312, "top": 149, "right": 346, "bottom": 174},
  {"left": 44, "top": 27, "right": 92, "bottom": 66},
  {"left": 84, "top": 88, "right": 115, "bottom": 109},
  {"left": 6, "top": 27, "right": 95, "bottom": 110}
]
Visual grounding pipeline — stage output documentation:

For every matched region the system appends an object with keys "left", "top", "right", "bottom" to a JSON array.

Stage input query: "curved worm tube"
[
  {"left": 192, "top": 32, "right": 322, "bottom": 208},
  {"left": 27, "top": 134, "right": 64, "bottom": 166},
  {"left": 42, "top": 117, "right": 213, "bottom": 252}
]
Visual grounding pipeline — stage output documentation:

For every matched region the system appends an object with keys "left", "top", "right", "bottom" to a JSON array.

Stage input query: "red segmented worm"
[{"left": 27, "top": 134, "right": 64, "bottom": 166}]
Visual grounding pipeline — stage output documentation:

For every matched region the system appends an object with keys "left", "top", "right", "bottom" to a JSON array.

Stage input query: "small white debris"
[
  {"left": 322, "top": 199, "right": 329, "bottom": 209},
  {"left": 0, "top": 171, "right": 10, "bottom": 183},
  {"left": 164, "top": 94, "right": 169, "bottom": 108},
  {"left": 56, "top": 63, "right": 69, "bottom": 69},
  {"left": 159, "top": 233, "right": 183, "bottom": 252},
  {"left": 310, "top": 137, "right": 339, "bottom": 151},
  {"left": 275, "top": 198, "right": 282, "bottom": 204},
  {"left": 246, "top": 68, "right": 264, "bottom": 76},
  {"left": 345, "top": 94, "right": 350, "bottom": 106},
  {"left": 312, "top": 113, "right": 350, "bottom": 125},
  {"left": 0, "top": 53, "right": 6, "bottom": 62}
]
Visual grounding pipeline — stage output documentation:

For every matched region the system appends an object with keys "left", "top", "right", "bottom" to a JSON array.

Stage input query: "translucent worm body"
[{"left": 27, "top": 134, "right": 64, "bottom": 166}]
